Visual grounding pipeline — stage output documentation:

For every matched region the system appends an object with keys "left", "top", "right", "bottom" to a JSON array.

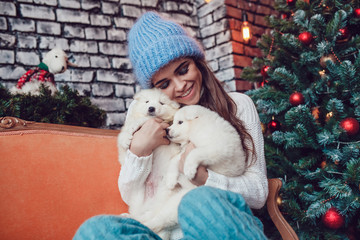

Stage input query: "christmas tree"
[{"left": 242, "top": 0, "right": 360, "bottom": 239}]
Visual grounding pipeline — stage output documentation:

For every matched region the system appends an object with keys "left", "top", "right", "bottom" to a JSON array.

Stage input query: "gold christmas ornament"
[
  {"left": 312, "top": 106, "right": 320, "bottom": 121},
  {"left": 326, "top": 111, "right": 333, "bottom": 122},
  {"left": 276, "top": 196, "right": 282, "bottom": 205},
  {"left": 319, "top": 70, "right": 326, "bottom": 78},
  {"left": 320, "top": 54, "right": 336, "bottom": 68},
  {"left": 320, "top": 160, "right": 327, "bottom": 168}
]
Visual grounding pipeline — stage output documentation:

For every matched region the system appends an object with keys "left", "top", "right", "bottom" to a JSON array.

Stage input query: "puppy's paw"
[
  {"left": 183, "top": 162, "right": 198, "bottom": 180},
  {"left": 165, "top": 174, "right": 178, "bottom": 190},
  {"left": 118, "top": 132, "right": 133, "bottom": 149}
]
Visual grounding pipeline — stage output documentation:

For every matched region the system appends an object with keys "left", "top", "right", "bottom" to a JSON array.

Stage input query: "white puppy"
[
  {"left": 167, "top": 105, "right": 246, "bottom": 182},
  {"left": 117, "top": 88, "right": 180, "bottom": 164},
  {"left": 117, "top": 88, "right": 195, "bottom": 240}
]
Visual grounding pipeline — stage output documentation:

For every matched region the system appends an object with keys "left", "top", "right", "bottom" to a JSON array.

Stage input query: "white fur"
[
  {"left": 168, "top": 105, "right": 246, "bottom": 181},
  {"left": 117, "top": 88, "right": 196, "bottom": 239},
  {"left": 10, "top": 48, "right": 76, "bottom": 96}
]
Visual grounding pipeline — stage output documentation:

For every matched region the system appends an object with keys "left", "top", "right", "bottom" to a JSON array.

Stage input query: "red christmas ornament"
[
  {"left": 322, "top": 207, "right": 344, "bottom": 229},
  {"left": 340, "top": 117, "right": 360, "bottom": 136},
  {"left": 289, "top": 92, "right": 305, "bottom": 106},
  {"left": 338, "top": 27, "right": 350, "bottom": 40},
  {"left": 261, "top": 65, "right": 270, "bottom": 78},
  {"left": 281, "top": 13, "right": 290, "bottom": 19},
  {"left": 286, "top": 0, "right": 296, "bottom": 6},
  {"left": 355, "top": 8, "right": 360, "bottom": 18},
  {"left": 268, "top": 119, "right": 281, "bottom": 132},
  {"left": 299, "top": 32, "right": 313, "bottom": 45}
]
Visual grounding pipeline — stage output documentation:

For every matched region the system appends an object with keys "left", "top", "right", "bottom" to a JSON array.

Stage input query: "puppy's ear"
[
  {"left": 184, "top": 109, "right": 199, "bottom": 121},
  {"left": 170, "top": 101, "right": 180, "bottom": 109},
  {"left": 133, "top": 92, "right": 141, "bottom": 101}
]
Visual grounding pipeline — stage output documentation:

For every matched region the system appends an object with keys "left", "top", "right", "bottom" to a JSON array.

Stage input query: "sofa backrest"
[{"left": 0, "top": 117, "right": 128, "bottom": 240}]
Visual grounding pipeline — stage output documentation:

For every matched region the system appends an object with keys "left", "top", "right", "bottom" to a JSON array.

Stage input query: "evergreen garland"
[{"left": 0, "top": 84, "right": 106, "bottom": 128}]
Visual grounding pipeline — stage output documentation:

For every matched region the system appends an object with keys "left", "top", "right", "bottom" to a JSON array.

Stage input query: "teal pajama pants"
[{"left": 73, "top": 186, "right": 267, "bottom": 240}]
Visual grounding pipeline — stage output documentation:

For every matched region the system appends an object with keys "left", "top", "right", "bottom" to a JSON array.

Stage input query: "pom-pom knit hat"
[{"left": 128, "top": 11, "right": 205, "bottom": 89}]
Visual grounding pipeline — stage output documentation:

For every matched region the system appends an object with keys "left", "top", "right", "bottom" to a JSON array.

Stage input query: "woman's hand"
[
  {"left": 129, "top": 118, "right": 170, "bottom": 157},
  {"left": 179, "top": 142, "right": 209, "bottom": 186}
]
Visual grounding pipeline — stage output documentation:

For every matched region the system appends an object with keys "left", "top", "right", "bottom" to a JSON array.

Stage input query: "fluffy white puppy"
[
  {"left": 117, "top": 88, "right": 180, "bottom": 164},
  {"left": 167, "top": 105, "right": 246, "bottom": 182},
  {"left": 117, "top": 88, "right": 195, "bottom": 240}
]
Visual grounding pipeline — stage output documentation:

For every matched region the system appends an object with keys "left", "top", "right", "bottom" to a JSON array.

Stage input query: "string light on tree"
[
  {"left": 340, "top": 117, "right": 360, "bottom": 136},
  {"left": 322, "top": 207, "right": 345, "bottom": 229},
  {"left": 299, "top": 31, "right": 313, "bottom": 45}
]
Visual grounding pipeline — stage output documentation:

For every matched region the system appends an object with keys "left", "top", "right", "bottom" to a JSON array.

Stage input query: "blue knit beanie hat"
[{"left": 128, "top": 11, "right": 205, "bottom": 89}]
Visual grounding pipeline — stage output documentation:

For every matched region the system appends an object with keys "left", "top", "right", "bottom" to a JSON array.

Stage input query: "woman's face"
[{"left": 151, "top": 58, "right": 203, "bottom": 106}]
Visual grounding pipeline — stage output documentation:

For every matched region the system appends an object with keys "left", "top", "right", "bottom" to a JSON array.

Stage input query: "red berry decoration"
[
  {"left": 289, "top": 92, "right": 305, "bottom": 106},
  {"left": 338, "top": 27, "right": 350, "bottom": 40},
  {"left": 299, "top": 32, "right": 313, "bottom": 45},
  {"left": 322, "top": 207, "right": 344, "bottom": 229},
  {"left": 340, "top": 117, "right": 360, "bottom": 136},
  {"left": 286, "top": 0, "right": 296, "bottom": 6},
  {"left": 354, "top": 8, "right": 360, "bottom": 18},
  {"left": 261, "top": 65, "right": 270, "bottom": 78},
  {"left": 268, "top": 119, "right": 281, "bottom": 132}
]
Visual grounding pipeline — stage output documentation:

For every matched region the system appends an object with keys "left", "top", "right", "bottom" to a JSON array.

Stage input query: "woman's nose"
[{"left": 174, "top": 78, "right": 186, "bottom": 91}]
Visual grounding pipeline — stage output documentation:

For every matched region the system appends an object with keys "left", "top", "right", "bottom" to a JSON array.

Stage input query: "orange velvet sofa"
[{"left": 0, "top": 116, "right": 298, "bottom": 240}]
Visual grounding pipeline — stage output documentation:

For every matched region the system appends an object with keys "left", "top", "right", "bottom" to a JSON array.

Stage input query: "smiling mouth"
[{"left": 179, "top": 86, "right": 193, "bottom": 98}]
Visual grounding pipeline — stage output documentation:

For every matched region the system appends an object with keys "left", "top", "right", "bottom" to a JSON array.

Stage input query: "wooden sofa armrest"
[{"left": 267, "top": 178, "right": 299, "bottom": 240}]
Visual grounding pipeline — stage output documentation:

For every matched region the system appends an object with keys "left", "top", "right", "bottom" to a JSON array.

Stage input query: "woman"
[{"left": 74, "top": 11, "right": 268, "bottom": 240}]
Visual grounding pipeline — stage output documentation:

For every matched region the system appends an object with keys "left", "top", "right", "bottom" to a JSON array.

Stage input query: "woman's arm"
[
  {"left": 204, "top": 93, "right": 268, "bottom": 209},
  {"left": 118, "top": 101, "right": 170, "bottom": 204}
]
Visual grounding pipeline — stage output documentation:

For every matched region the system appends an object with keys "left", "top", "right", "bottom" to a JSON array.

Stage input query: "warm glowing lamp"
[{"left": 242, "top": 11, "right": 251, "bottom": 43}]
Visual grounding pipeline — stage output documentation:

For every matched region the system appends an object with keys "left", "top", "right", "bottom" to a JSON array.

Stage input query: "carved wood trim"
[
  {"left": 0, "top": 116, "right": 119, "bottom": 137},
  {"left": 0, "top": 117, "right": 32, "bottom": 129}
]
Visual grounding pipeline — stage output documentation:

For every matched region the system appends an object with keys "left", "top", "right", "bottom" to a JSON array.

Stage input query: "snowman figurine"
[{"left": 11, "top": 48, "right": 76, "bottom": 95}]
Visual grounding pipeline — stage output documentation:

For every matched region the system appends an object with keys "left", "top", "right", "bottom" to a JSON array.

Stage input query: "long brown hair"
[{"left": 195, "top": 58, "right": 256, "bottom": 166}]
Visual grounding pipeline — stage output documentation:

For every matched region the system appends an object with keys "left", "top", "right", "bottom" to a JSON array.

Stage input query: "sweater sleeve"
[
  {"left": 117, "top": 100, "right": 154, "bottom": 205},
  {"left": 118, "top": 150, "right": 153, "bottom": 205},
  {"left": 204, "top": 92, "right": 268, "bottom": 209}
]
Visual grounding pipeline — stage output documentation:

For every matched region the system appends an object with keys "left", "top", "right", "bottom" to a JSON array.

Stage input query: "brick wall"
[{"left": 0, "top": 0, "right": 276, "bottom": 128}]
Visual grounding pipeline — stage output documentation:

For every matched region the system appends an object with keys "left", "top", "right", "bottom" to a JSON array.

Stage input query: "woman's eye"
[
  {"left": 159, "top": 102, "right": 164, "bottom": 105},
  {"left": 178, "top": 120, "right": 183, "bottom": 125},
  {"left": 178, "top": 65, "right": 189, "bottom": 75},
  {"left": 159, "top": 81, "right": 170, "bottom": 89}
]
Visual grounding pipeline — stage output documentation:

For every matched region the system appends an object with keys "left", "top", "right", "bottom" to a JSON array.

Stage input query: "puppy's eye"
[
  {"left": 160, "top": 102, "right": 164, "bottom": 105},
  {"left": 178, "top": 121, "right": 183, "bottom": 125},
  {"left": 145, "top": 101, "right": 149, "bottom": 103},
  {"left": 55, "top": 55, "right": 58, "bottom": 58}
]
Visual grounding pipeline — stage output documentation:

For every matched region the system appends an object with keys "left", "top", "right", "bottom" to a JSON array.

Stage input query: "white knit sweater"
[{"left": 118, "top": 92, "right": 268, "bottom": 209}]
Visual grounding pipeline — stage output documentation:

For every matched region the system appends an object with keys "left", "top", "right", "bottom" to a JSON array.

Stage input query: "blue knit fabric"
[
  {"left": 73, "top": 215, "right": 162, "bottom": 240},
  {"left": 178, "top": 186, "right": 267, "bottom": 240},
  {"left": 73, "top": 187, "right": 267, "bottom": 240},
  {"left": 128, "top": 11, "right": 205, "bottom": 89}
]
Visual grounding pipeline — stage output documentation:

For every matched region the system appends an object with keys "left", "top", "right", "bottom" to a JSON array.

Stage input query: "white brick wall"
[{"left": 0, "top": 0, "right": 274, "bottom": 128}]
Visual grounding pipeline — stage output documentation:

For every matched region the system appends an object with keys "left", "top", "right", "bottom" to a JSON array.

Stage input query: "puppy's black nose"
[{"left": 148, "top": 106, "right": 155, "bottom": 113}]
